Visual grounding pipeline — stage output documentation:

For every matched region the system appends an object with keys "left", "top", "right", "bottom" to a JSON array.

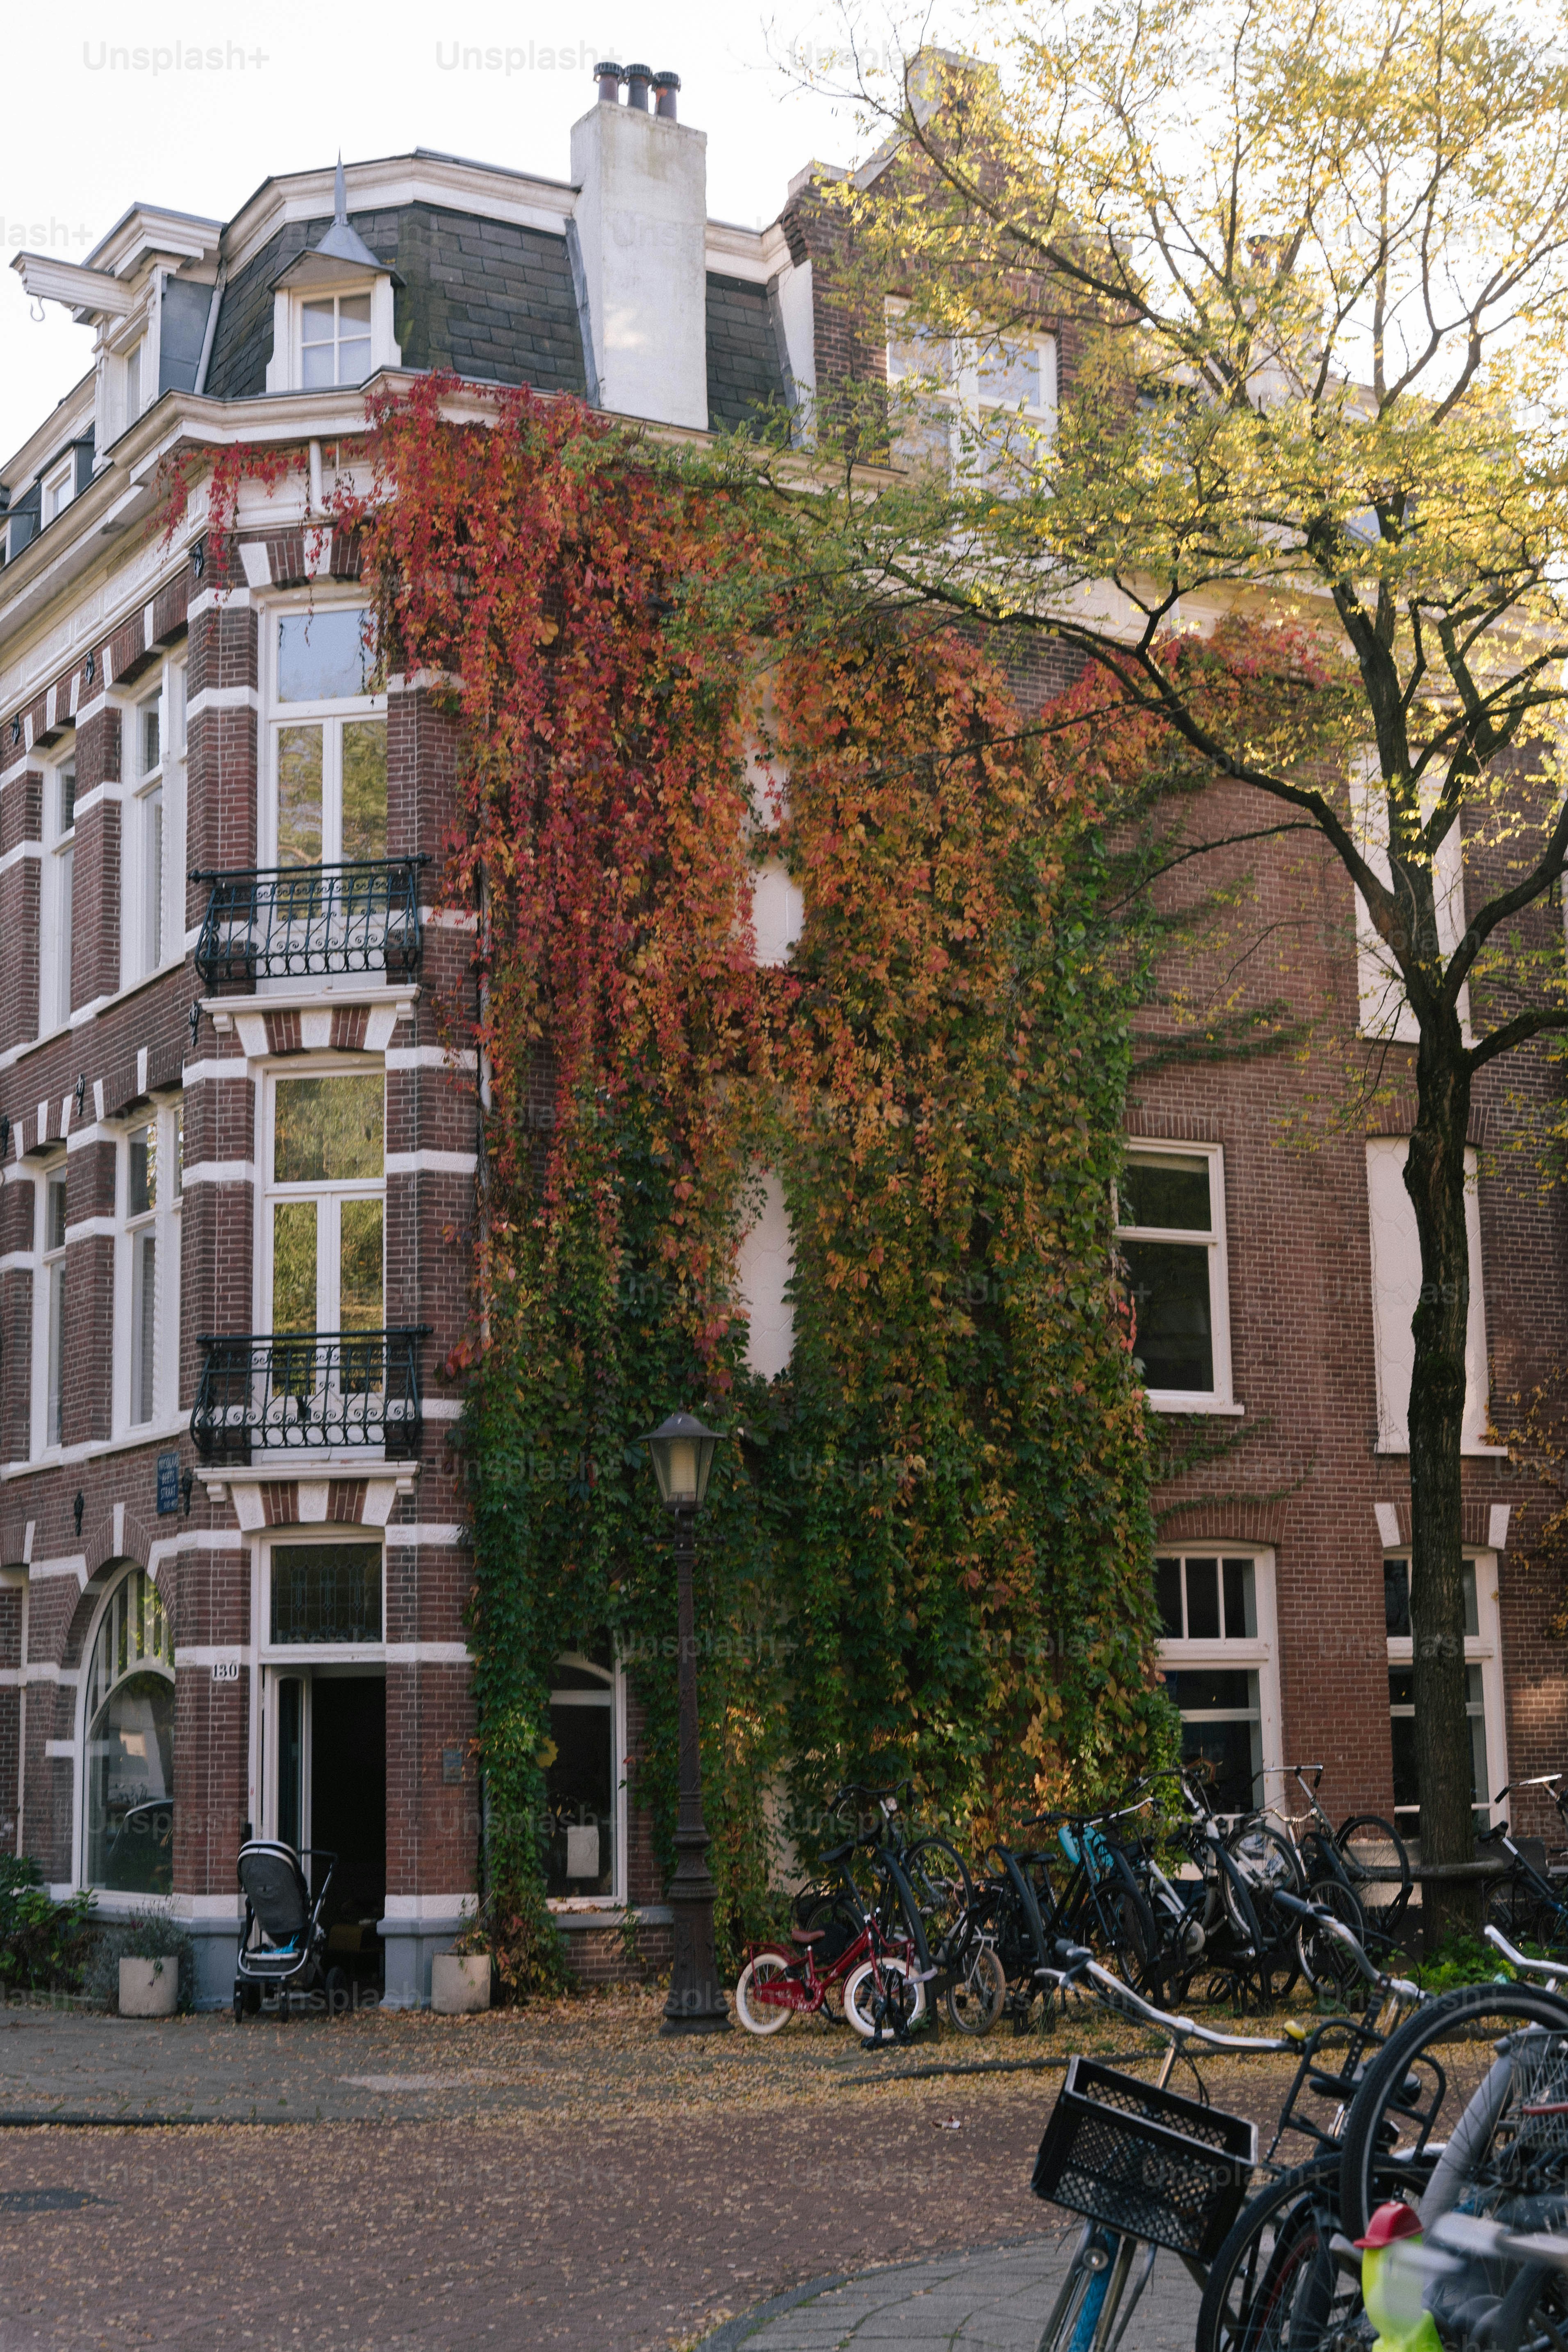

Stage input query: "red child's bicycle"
[{"left": 734, "top": 1801, "right": 934, "bottom": 2039}]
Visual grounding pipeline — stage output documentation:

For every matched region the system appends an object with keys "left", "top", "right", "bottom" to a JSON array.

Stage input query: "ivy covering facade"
[{"left": 329, "top": 378, "right": 1172, "bottom": 1973}]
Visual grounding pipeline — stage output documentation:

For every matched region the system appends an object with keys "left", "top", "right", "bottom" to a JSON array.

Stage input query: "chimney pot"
[
  {"left": 652, "top": 71, "right": 681, "bottom": 121},
  {"left": 625, "top": 62, "right": 653, "bottom": 110},
  {"left": 594, "top": 60, "right": 624, "bottom": 103}
]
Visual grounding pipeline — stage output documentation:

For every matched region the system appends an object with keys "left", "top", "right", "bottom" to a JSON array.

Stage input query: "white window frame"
[
  {"left": 545, "top": 1648, "right": 628, "bottom": 1914},
  {"left": 114, "top": 1100, "right": 183, "bottom": 1437},
  {"left": 1350, "top": 752, "right": 1471, "bottom": 1044},
  {"left": 41, "top": 456, "right": 74, "bottom": 525},
  {"left": 257, "top": 1063, "right": 386, "bottom": 1339},
  {"left": 1365, "top": 1137, "right": 1497, "bottom": 1454},
  {"left": 265, "top": 276, "right": 400, "bottom": 396},
  {"left": 885, "top": 298, "right": 1058, "bottom": 474},
  {"left": 258, "top": 1534, "right": 388, "bottom": 1672},
  {"left": 122, "top": 657, "right": 186, "bottom": 990},
  {"left": 261, "top": 596, "right": 386, "bottom": 877},
  {"left": 33, "top": 1161, "right": 68, "bottom": 1457},
  {"left": 255, "top": 1533, "right": 387, "bottom": 1852},
  {"left": 41, "top": 754, "right": 75, "bottom": 1037},
  {"left": 1116, "top": 1140, "right": 1238, "bottom": 1414},
  {"left": 1384, "top": 1546, "right": 1506, "bottom": 1833},
  {"left": 1155, "top": 1546, "right": 1282, "bottom": 1822},
  {"left": 72, "top": 1562, "right": 177, "bottom": 1901}
]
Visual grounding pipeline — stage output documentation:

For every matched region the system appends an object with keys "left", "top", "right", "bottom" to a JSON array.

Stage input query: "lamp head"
[{"left": 642, "top": 1412, "right": 720, "bottom": 1511}]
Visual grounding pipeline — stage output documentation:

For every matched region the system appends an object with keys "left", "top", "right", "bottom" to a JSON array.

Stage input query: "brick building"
[{"left": 0, "top": 66, "right": 1561, "bottom": 2008}]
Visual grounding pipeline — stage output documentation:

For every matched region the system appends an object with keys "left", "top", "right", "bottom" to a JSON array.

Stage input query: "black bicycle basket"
[{"left": 1031, "top": 2057, "right": 1257, "bottom": 2263}]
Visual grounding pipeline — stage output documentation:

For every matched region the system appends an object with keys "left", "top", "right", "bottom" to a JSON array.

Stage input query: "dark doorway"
[{"left": 310, "top": 1675, "right": 385, "bottom": 1988}]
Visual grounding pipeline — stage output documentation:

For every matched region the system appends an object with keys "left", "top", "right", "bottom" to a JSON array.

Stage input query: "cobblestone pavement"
[
  {"left": 705, "top": 2238, "right": 1202, "bottom": 2349},
  {"left": 0, "top": 1995, "right": 1293, "bottom": 2348}
]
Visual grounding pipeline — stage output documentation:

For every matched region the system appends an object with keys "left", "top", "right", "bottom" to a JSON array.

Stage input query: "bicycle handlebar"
[
  {"left": 1272, "top": 1890, "right": 1422, "bottom": 2000},
  {"left": 1035, "top": 1940, "right": 1288, "bottom": 2051},
  {"left": 1483, "top": 1922, "right": 1568, "bottom": 1980},
  {"left": 1080, "top": 1958, "right": 1290, "bottom": 2051},
  {"left": 1431, "top": 2211, "right": 1568, "bottom": 2281}
]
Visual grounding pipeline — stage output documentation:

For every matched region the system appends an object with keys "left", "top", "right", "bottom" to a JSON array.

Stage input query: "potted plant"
[
  {"left": 100, "top": 1906, "right": 193, "bottom": 2018},
  {"left": 431, "top": 1917, "right": 492, "bottom": 2015}
]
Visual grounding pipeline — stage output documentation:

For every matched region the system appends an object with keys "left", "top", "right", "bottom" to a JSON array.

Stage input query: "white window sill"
[
  {"left": 3, "top": 1416, "right": 187, "bottom": 1480},
  {"left": 548, "top": 1901, "right": 671, "bottom": 1929},
  {"left": 1146, "top": 1394, "right": 1245, "bottom": 1416},
  {"left": 1374, "top": 1442, "right": 1509, "bottom": 1458}
]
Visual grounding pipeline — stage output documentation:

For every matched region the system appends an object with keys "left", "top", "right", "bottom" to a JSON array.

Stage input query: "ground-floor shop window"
[
  {"left": 83, "top": 1566, "right": 175, "bottom": 1893},
  {"left": 1155, "top": 1550, "right": 1279, "bottom": 1818},
  {"left": 1384, "top": 1552, "right": 1501, "bottom": 1833},
  {"left": 545, "top": 1639, "right": 621, "bottom": 1902}
]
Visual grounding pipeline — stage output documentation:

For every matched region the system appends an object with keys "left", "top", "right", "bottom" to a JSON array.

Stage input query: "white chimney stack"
[{"left": 570, "top": 64, "right": 708, "bottom": 431}]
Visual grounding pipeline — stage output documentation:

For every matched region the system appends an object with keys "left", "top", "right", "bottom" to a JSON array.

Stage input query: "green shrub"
[{"left": 0, "top": 1858, "right": 96, "bottom": 1995}]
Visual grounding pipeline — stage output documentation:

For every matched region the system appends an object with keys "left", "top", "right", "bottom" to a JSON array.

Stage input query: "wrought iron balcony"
[
  {"left": 190, "top": 1328, "right": 428, "bottom": 1464},
  {"left": 192, "top": 857, "right": 428, "bottom": 989}
]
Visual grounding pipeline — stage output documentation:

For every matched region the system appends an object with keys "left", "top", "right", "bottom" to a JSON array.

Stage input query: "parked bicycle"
[
  {"left": 1258, "top": 1760, "right": 1413, "bottom": 1973},
  {"left": 1029, "top": 1937, "right": 1290, "bottom": 2349},
  {"left": 1484, "top": 1772, "right": 1568, "bottom": 1954}
]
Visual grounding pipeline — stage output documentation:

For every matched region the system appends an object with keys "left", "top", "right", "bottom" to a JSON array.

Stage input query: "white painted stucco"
[
  {"left": 735, "top": 1168, "right": 793, "bottom": 1379},
  {"left": 1365, "top": 1137, "right": 1492, "bottom": 1452},
  {"left": 751, "top": 858, "right": 804, "bottom": 966},
  {"left": 570, "top": 102, "right": 709, "bottom": 431}
]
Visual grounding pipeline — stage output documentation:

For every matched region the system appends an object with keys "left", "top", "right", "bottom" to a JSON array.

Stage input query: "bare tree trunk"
[{"left": 1404, "top": 1021, "right": 1477, "bottom": 1938}]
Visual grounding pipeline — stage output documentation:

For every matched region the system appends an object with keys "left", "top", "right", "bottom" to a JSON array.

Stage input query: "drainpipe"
[{"left": 193, "top": 266, "right": 227, "bottom": 396}]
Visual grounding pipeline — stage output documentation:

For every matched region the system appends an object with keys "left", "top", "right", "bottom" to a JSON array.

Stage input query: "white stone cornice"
[{"left": 186, "top": 685, "right": 260, "bottom": 719}]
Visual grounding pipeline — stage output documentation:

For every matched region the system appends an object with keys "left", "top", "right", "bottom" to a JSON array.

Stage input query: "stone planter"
[
  {"left": 431, "top": 1953, "right": 491, "bottom": 2015},
  {"left": 119, "top": 1956, "right": 178, "bottom": 2018}
]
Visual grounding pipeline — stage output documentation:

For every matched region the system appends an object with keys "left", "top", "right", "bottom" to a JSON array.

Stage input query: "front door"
[{"left": 264, "top": 1667, "right": 385, "bottom": 1988}]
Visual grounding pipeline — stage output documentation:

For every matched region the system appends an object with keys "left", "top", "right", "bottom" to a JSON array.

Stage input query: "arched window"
[{"left": 83, "top": 1567, "right": 175, "bottom": 1893}]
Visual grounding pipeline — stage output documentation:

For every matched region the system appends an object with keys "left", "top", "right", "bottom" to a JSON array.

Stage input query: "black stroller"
[{"left": 232, "top": 1839, "right": 345, "bottom": 2021}]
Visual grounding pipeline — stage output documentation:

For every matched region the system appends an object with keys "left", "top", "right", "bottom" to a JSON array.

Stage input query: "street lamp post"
[{"left": 642, "top": 1410, "right": 731, "bottom": 2035}]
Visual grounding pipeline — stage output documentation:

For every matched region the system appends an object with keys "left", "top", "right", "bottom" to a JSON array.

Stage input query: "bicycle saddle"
[{"left": 790, "top": 1926, "right": 825, "bottom": 1945}]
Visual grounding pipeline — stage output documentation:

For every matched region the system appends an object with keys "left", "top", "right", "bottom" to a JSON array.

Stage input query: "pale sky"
[{"left": 0, "top": 0, "right": 876, "bottom": 465}]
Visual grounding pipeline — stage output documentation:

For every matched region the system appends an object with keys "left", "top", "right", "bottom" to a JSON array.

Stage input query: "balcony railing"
[
  {"left": 190, "top": 1328, "right": 428, "bottom": 1464},
  {"left": 192, "top": 857, "right": 428, "bottom": 989}
]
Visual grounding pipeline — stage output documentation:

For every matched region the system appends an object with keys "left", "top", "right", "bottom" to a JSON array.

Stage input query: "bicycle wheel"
[
  {"left": 1334, "top": 1814, "right": 1411, "bottom": 1943},
  {"left": 903, "top": 1835, "right": 974, "bottom": 1966},
  {"left": 944, "top": 1941, "right": 1005, "bottom": 2035},
  {"left": 733, "top": 1953, "right": 794, "bottom": 2035},
  {"left": 1339, "top": 1981, "right": 1568, "bottom": 2241},
  {"left": 1486, "top": 1873, "right": 1565, "bottom": 1954},
  {"left": 1295, "top": 1877, "right": 1367, "bottom": 2004},
  {"left": 843, "top": 1955, "right": 927, "bottom": 2039},
  {"left": 1195, "top": 2158, "right": 1354, "bottom": 2352},
  {"left": 1221, "top": 1826, "right": 1302, "bottom": 2004}
]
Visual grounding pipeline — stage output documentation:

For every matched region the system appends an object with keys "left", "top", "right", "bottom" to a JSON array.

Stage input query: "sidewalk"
[{"left": 703, "top": 2238, "right": 1202, "bottom": 2349}]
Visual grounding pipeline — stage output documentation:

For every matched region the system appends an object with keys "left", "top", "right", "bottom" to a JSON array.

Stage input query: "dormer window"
[
  {"left": 266, "top": 161, "right": 401, "bottom": 398},
  {"left": 302, "top": 294, "right": 373, "bottom": 388},
  {"left": 42, "top": 457, "right": 74, "bottom": 524}
]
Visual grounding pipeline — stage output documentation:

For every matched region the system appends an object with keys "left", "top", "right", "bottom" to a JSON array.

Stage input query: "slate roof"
[
  {"left": 204, "top": 203, "right": 788, "bottom": 430},
  {"left": 705, "top": 273, "right": 787, "bottom": 434},
  {"left": 205, "top": 204, "right": 587, "bottom": 402}
]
